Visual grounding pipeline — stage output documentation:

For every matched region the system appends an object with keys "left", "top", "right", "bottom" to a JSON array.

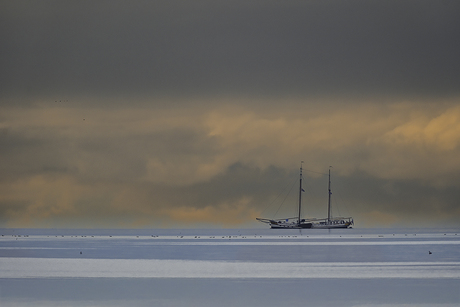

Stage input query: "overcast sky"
[{"left": 1, "top": 0, "right": 459, "bottom": 228}]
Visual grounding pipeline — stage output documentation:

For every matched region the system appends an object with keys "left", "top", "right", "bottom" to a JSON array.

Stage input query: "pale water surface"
[{"left": 1, "top": 228, "right": 459, "bottom": 306}]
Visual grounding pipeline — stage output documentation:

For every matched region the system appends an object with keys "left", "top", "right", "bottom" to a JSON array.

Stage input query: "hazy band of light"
[
  {"left": 2, "top": 258, "right": 460, "bottom": 279},
  {"left": 134, "top": 240, "right": 460, "bottom": 246},
  {"left": 4, "top": 238, "right": 458, "bottom": 246}
]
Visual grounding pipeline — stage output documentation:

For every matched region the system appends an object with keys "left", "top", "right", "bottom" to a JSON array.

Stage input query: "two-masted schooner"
[{"left": 256, "top": 162, "right": 353, "bottom": 229}]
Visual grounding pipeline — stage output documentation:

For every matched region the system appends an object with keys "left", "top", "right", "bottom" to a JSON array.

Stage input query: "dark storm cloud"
[
  {"left": 2, "top": 0, "right": 460, "bottom": 104},
  {"left": 328, "top": 171, "right": 460, "bottom": 227},
  {"left": 139, "top": 163, "right": 460, "bottom": 227},
  {"left": 158, "top": 163, "right": 293, "bottom": 209}
]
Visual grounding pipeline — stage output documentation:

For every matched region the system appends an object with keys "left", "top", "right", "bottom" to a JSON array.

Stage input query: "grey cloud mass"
[
  {"left": 1, "top": 1, "right": 460, "bottom": 228},
  {"left": 2, "top": 1, "right": 460, "bottom": 103}
]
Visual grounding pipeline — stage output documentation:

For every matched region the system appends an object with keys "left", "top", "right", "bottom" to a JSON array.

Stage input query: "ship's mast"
[
  {"left": 298, "top": 161, "right": 303, "bottom": 225},
  {"left": 328, "top": 167, "right": 332, "bottom": 224}
]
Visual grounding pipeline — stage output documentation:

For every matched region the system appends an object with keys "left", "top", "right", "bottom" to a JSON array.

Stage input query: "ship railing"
[{"left": 303, "top": 217, "right": 353, "bottom": 225}]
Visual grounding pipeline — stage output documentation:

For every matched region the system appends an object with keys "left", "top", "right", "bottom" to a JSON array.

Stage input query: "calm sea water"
[{"left": 1, "top": 228, "right": 459, "bottom": 306}]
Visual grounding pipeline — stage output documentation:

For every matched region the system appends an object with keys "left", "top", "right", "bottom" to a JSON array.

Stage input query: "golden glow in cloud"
[
  {"left": 204, "top": 100, "right": 460, "bottom": 183},
  {"left": 382, "top": 104, "right": 460, "bottom": 151},
  {"left": 367, "top": 104, "right": 460, "bottom": 183}
]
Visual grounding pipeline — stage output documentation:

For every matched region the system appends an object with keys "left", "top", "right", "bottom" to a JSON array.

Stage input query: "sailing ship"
[{"left": 256, "top": 162, "right": 353, "bottom": 229}]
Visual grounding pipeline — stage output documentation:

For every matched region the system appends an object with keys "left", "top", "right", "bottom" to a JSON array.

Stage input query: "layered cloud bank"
[
  {"left": 1, "top": 99, "right": 459, "bottom": 227},
  {"left": 1, "top": 1, "right": 459, "bottom": 227}
]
